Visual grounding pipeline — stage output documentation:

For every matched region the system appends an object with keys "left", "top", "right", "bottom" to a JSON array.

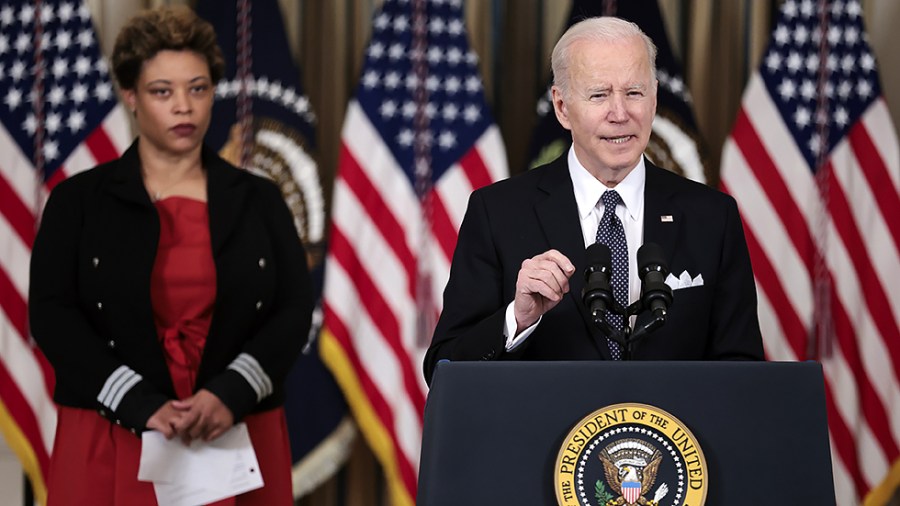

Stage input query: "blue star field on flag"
[
  {"left": 0, "top": 1, "right": 117, "bottom": 181},
  {"left": 356, "top": 0, "right": 494, "bottom": 184},
  {"left": 760, "top": 0, "right": 879, "bottom": 170}
]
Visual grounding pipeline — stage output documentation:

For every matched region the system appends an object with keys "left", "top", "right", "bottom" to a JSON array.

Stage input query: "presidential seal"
[
  {"left": 554, "top": 403, "right": 707, "bottom": 506},
  {"left": 219, "top": 118, "right": 326, "bottom": 269}
]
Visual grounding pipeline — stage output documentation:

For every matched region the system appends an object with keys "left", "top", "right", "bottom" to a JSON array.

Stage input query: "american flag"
[
  {"left": 0, "top": 0, "right": 130, "bottom": 502},
  {"left": 720, "top": 0, "right": 900, "bottom": 503},
  {"left": 319, "top": 0, "right": 507, "bottom": 503}
]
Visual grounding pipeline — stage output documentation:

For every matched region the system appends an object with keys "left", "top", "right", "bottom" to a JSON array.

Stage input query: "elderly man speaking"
[{"left": 424, "top": 16, "right": 764, "bottom": 384}]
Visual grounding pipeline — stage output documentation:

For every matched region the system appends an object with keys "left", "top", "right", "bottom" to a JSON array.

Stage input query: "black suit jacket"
[
  {"left": 424, "top": 156, "right": 764, "bottom": 383},
  {"left": 29, "top": 140, "right": 313, "bottom": 433}
]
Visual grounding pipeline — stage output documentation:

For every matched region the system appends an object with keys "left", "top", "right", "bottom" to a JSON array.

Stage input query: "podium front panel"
[{"left": 417, "top": 361, "right": 834, "bottom": 505}]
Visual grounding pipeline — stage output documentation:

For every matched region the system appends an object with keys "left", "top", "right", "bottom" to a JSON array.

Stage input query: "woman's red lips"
[{"left": 171, "top": 124, "right": 196, "bottom": 136}]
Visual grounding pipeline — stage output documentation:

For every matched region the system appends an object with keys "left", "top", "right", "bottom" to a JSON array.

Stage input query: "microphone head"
[
  {"left": 583, "top": 242, "right": 614, "bottom": 313},
  {"left": 586, "top": 242, "right": 612, "bottom": 267},
  {"left": 637, "top": 242, "right": 668, "bottom": 275}
]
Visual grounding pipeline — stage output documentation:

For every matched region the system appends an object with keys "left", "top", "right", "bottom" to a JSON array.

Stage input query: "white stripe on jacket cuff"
[
  {"left": 97, "top": 365, "right": 143, "bottom": 411},
  {"left": 227, "top": 353, "right": 273, "bottom": 402}
]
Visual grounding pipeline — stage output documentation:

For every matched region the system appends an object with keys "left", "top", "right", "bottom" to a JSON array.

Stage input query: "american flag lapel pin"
[{"left": 661, "top": 215, "right": 674, "bottom": 223}]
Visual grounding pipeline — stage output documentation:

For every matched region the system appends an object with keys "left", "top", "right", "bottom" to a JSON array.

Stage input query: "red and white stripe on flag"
[
  {"left": 0, "top": 1, "right": 131, "bottom": 503},
  {"left": 319, "top": 0, "right": 508, "bottom": 503},
  {"left": 720, "top": 1, "right": 900, "bottom": 504}
]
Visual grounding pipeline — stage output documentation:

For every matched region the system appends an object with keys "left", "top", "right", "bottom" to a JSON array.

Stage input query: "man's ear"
[{"left": 551, "top": 86, "right": 571, "bottom": 131}]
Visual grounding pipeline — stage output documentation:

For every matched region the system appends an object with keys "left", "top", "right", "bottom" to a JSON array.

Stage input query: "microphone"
[
  {"left": 637, "top": 243, "right": 674, "bottom": 320},
  {"left": 582, "top": 243, "right": 616, "bottom": 320}
]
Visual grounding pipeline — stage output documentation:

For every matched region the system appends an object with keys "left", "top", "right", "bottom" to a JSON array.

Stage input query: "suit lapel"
[
  {"left": 106, "top": 141, "right": 155, "bottom": 207},
  {"left": 533, "top": 157, "right": 610, "bottom": 358},
  {"left": 205, "top": 146, "right": 249, "bottom": 256},
  {"left": 638, "top": 162, "right": 683, "bottom": 330},
  {"left": 534, "top": 159, "right": 585, "bottom": 283},
  {"left": 642, "top": 162, "right": 682, "bottom": 268}
]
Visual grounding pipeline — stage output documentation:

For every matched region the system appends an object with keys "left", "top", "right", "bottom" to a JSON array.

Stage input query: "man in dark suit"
[{"left": 424, "top": 16, "right": 764, "bottom": 384}]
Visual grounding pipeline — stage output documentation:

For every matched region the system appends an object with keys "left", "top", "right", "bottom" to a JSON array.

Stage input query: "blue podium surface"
[{"left": 418, "top": 361, "right": 835, "bottom": 505}]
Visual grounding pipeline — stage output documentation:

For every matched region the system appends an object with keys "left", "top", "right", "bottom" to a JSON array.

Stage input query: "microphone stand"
[{"left": 590, "top": 300, "right": 668, "bottom": 360}]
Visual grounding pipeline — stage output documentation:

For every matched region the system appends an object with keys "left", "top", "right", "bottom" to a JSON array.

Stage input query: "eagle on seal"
[{"left": 600, "top": 452, "right": 665, "bottom": 506}]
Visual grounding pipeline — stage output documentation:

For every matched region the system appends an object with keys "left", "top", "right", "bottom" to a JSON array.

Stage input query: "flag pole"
[{"left": 23, "top": 472, "right": 33, "bottom": 506}]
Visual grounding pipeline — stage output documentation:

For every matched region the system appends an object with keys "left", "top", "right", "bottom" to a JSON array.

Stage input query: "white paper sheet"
[{"left": 138, "top": 423, "right": 264, "bottom": 506}]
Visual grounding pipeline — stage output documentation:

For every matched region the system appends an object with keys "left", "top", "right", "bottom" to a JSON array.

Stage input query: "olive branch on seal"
[{"left": 594, "top": 479, "right": 614, "bottom": 505}]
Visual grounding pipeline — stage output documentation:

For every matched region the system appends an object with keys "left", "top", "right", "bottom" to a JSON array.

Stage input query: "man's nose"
[{"left": 606, "top": 94, "right": 628, "bottom": 122}]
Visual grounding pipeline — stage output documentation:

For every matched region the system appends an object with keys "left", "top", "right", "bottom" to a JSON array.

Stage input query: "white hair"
[{"left": 551, "top": 16, "right": 658, "bottom": 98}]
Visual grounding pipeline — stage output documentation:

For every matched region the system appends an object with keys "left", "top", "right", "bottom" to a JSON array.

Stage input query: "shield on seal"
[{"left": 622, "top": 480, "right": 642, "bottom": 504}]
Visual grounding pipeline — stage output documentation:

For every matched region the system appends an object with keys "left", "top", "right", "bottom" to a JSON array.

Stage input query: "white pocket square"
[{"left": 665, "top": 271, "right": 704, "bottom": 290}]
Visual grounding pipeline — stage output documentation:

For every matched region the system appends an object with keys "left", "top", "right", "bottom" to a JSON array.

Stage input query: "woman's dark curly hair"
[{"left": 111, "top": 5, "right": 225, "bottom": 90}]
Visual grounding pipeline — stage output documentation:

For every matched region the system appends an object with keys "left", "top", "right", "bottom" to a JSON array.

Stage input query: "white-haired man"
[{"left": 424, "top": 17, "right": 763, "bottom": 384}]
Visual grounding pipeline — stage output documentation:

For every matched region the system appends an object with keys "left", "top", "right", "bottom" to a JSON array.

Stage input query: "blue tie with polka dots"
[{"left": 596, "top": 190, "right": 626, "bottom": 360}]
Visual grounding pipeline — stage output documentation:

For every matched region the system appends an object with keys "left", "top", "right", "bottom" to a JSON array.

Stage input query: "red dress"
[{"left": 47, "top": 197, "right": 293, "bottom": 505}]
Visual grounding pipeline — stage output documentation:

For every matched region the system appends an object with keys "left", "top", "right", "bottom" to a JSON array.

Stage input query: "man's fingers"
[
  {"left": 531, "top": 249, "right": 575, "bottom": 275},
  {"left": 529, "top": 263, "right": 571, "bottom": 294},
  {"left": 520, "top": 253, "right": 575, "bottom": 295},
  {"left": 519, "top": 276, "right": 563, "bottom": 302},
  {"left": 519, "top": 260, "right": 572, "bottom": 299}
]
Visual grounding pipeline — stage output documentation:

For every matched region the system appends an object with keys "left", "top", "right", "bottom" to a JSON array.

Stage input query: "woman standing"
[{"left": 29, "top": 6, "right": 312, "bottom": 505}]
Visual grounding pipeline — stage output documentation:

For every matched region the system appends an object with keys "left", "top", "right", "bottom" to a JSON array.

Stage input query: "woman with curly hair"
[{"left": 29, "top": 6, "right": 312, "bottom": 504}]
